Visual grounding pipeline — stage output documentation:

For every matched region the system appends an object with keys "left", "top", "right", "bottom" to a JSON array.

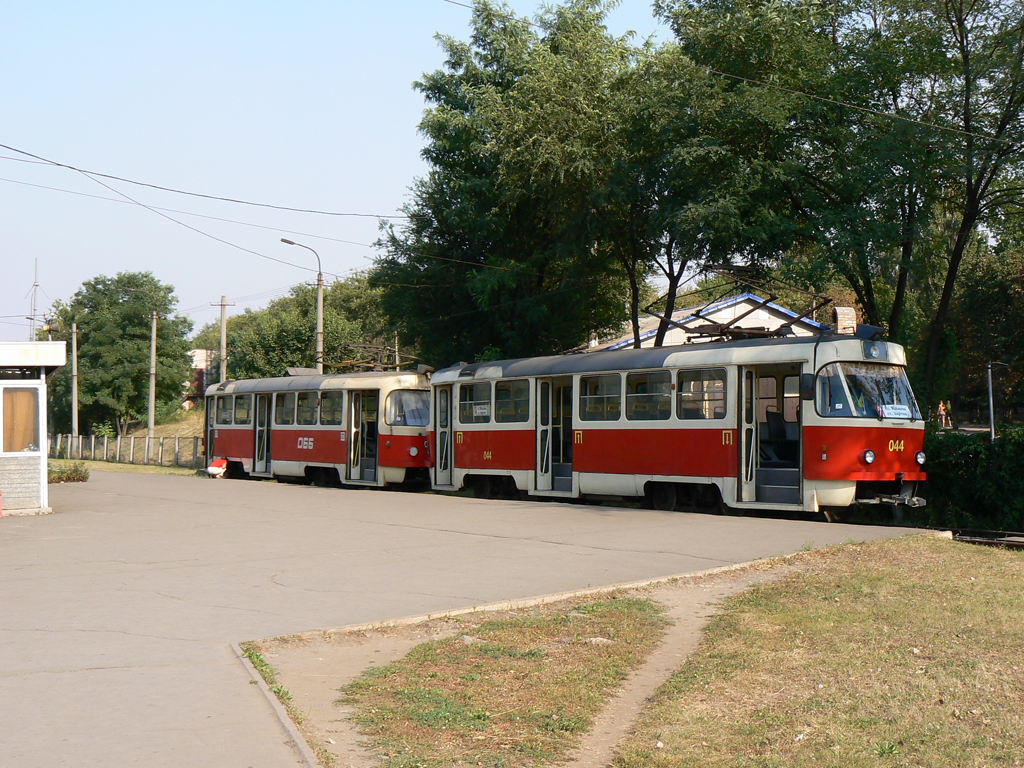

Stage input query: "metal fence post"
[
  {"left": 103, "top": 435, "right": 109, "bottom": 461},
  {"left": 193, "top": 436, "right": 200, "bottom": 469},
  {"left": 116, "top": 435, "right": 122, "bottom": 463},
  {"left": 129, "top": 437, "right": 135, "bottom": 463},
  {"left": 174, "top": 436, "right": 180, "bottom": 467},
  {"left": 90, "top": 435, "right": 95, "bottom": 460},
  {"left": 158, "top": 438, "right": 164, "bottom": 466}
]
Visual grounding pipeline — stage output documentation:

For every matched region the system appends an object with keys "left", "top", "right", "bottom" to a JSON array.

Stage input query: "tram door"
[
  {"left": 253, "top": 394, "right": 271, "bottom": 475},
  {"left": 435, "top": 386, "right": 453, "bottom": 486},
  {"left": 348, "top": 390, "right": 379, "bottom": 482},
  {"left": 738, "top": 368, "right": 757, "bottom": 502},
  {"left": 536, "top": 380, "right": 553, "bottom": 491},
  {"left": 536, "top": 378, "right": 573, "bottom": 492}
]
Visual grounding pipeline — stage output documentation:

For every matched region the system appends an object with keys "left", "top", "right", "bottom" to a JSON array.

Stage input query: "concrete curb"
[
  {"left": 237, "top": 530, "right": 951, "bottom": 767},
  {"left": 231, "top": 642, "right": 321, "bottom": 768}
]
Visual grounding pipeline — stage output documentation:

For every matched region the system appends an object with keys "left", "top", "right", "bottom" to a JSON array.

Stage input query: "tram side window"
[
  {"left": 296, "top": 391, "right": 318, "bottom": 425},
  {"left": 580, "top": 374, "right": 621, "bottom": 421},
  {"left": 320, "top": 391, "right": 344, "bottom": 425},
  {"left": 233, "top": 394, "right": 252, "bottom": 425},
  {"left": 626, "top": 371, "right": 671, "bottom": 421},
  {"left": 459, "top": 382, "right": 491, "bottom": 424},
  {"left": 495, "top": 380, "right": 530, "bottom": 423},
  {"left": 677, "top": 369, "right": 727, "bottom": 419},
  {"left": 275, "top": 392, "right": 296, "bottom": 425},
  {"left": 386, "top": 390, "right": 430, "bottom": 426},
  {"left": 783, "top": 376, "right": 800, "bottom": 422},
  {"left": 816, "top": 364, "right": 851, "bottom": 416},
  {"left": 758, "top": 377, "right": 778, "bottom": 422},
  {"left": 216, "top": 395, "right": 233, "bottom": 425}
]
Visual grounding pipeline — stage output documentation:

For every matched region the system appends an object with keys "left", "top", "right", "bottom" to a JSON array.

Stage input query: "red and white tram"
[
  {"left": 205, "top": 371, "right": 431, "bottom": 486},
  {"left": 429, "top": 335, "right": 926, "bottom": 516}
]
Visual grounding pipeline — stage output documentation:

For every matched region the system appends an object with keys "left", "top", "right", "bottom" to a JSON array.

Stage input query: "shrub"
[
  {"left": 48, "top": 461, "right": 90, "bottom": 484},
  {"left": 909, "top": 425, "right": 1024, "bottom": 531}
]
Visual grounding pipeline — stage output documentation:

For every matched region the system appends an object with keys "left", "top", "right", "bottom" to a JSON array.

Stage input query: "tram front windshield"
[
  {"left": 385, "top": 390, "right": 430, "bottom": 426},
  {"left": 817, "top": 362, "right": 921, "bottom": 419}
]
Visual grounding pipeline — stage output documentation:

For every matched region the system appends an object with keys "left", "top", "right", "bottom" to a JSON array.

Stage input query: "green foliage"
[
  {"left": 46, "top": 272, "right": 192, "bottom": 436},
  {"left": 911, "top": 426, "right": 1024, "bottom": 531},
  {"left": 192, "top": 273, "right": 394, "bottom": 378},
  {"left": 373, "top": 1, "right": 634, "bottom": 366},
  {"left": 48, "top": 461, "right": 89, "bottom": 483}
]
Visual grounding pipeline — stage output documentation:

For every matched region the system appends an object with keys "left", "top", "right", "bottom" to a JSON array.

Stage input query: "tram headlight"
[
  {"left": 408, "top": 446, "right": 419, "bottom": 457},
  {"left": 915, "top": 450, "right": 926, "bottom": 465},
  {"left": 863, "top": 450, "right": 876, "bottom": 464}
]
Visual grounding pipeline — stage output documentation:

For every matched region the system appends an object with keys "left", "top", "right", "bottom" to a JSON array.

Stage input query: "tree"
[
  {"left": 373, "top": 1, "right": 632, "bottom": 366},
  {"left": 192, "top": 273, "right": 396, "bottom": 379},
  {"left": 47, "top": 272, "right": 192, "bottom": 435}
]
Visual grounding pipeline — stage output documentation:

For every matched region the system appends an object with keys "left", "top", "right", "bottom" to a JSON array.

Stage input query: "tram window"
[
  {"left": 233, "top": 394, "right": 252, "bottom": 425},
  {"left": 783, "top": 376, "right": 800, "bottom": 422},
  {"left": 216, "top": 396, "right": 233, "bottom": 425},
  {"left": 580, "top": 374, "right": 621, "bottom": 421},
  {"left": 626, "top": 371, "right": 671, "bottom": 421},
  {"left": 677, "top": 369, "right": 727, "bottom": 420},
  {"left": 816, "top": 363, "right": 852, "bottom": 416},
  {"left": 320, "top": 391, "right": 344, "bottom": 425},
  {"left": 495, "top": 380, "right": 530, "bottom": 423},
  {"left": 459, "top": 382, "right": 491, "bottom": 424},
  {"left": 296, "top": 391, "right": 318, "bottom": 425},
  {"left": 274, "top": 392, "right": 296, "bottom": 425},
  {"left": 758, "top": 377, "right": 778, "bottom": 422},
  {"left": 386, "top": 390, "right": 430, "bottom": 426}
]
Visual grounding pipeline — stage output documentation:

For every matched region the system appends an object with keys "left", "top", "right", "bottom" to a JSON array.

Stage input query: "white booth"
[{"left": 0, "top": 342, "right": 66, "bottom": 515}]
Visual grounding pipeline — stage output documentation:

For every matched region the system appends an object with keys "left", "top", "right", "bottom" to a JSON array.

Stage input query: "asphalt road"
[{"left": 1, "top": 471, "right": 919, "bottom": 767}]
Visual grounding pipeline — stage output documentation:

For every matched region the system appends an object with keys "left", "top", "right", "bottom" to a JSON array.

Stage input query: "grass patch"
[
  {"left": 341, "top": 596, "right": 667, "bottom": 767},
  {"left": 50, "top": 459, "right": 200, "bottom": 477},
  {"left": 614, "top": 536, "right": 1024, "bottom": 768},
  {"left": 48, "top": 460, "right": 89, "bottom": 483}
]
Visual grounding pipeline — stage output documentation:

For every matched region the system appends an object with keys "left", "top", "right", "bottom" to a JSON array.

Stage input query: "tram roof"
[
  {"left": 206, "top": 370, "right": 425, "bottom": 395},
  {"left": 432, "top": 335, "right": 866, "bottom": 382}
]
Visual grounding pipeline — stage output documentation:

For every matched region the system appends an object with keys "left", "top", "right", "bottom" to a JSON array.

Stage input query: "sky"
[{"left": 1, "top": 0, "right": 669, "bottom": 342}]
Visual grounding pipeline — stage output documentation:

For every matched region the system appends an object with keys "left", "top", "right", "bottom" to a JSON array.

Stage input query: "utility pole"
[
  {"left": 28, "top": 258, "right": 39, "bottom": 340},
  {"left": 71, "top": 322, "right": 79, "bottom": 438},
  {"left": 148, "top": 310, "right": 157, "bottom": 440},
  {"left": 395, "top": 330, "right": 400, "bottom": 371},
  {"left": 210, "top": 295, "right": 234, "bottom": 381}
]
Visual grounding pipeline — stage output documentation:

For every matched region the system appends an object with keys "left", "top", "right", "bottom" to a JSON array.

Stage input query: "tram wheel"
[{"left": 648, "top": 483, "right": 677, "bottom": 511}]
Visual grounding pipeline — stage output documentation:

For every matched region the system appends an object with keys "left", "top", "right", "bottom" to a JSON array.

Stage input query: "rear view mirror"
[{"left": 800, "top": 373, "right": 815, "bottom": 400}]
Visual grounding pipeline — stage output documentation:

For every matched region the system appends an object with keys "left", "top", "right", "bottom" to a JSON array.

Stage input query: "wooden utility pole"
[{"left": 71, "top": 322, "right": 78, "bottom": 438}]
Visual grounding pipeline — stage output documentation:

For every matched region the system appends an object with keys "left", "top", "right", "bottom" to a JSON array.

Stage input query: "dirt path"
[{"left": 262, "top": 567, "right": 787, "bottom": 768}]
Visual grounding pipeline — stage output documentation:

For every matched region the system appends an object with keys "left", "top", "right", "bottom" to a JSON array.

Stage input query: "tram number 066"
[
  {"left": 297, "top": 437, "right": 315, "bottom": 450},
  {"left": 888, "top": 439, "right": 905, "bottom": 452}
]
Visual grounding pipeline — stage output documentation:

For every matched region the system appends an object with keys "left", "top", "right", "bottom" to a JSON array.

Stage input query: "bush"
[
  {"left": 909, "top": 425, "right": 1024, "bottom": 531},
  {"left": 48, "top": 461, "right": 90, "bottom": 484}
]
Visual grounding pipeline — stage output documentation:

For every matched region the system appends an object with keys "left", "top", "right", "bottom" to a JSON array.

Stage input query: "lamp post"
[
  {"left": 987, "top": 361, "right": 1009, "bottom": 443},
  {"left": 281, "top": 238, "right": 324, "bottom": 374}
]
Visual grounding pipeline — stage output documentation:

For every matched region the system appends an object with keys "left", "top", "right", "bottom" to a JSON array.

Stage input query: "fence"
[{"left": 49, "top": 434, "right": 204, "bottom": 470}]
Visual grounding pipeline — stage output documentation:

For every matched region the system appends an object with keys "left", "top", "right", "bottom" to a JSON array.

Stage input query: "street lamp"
[
  {"left": 281, "top": 238, "right": 324, "bottom": 374},
  {"left": 987, "top": 361, "right": 1009, "bottom": 443}
]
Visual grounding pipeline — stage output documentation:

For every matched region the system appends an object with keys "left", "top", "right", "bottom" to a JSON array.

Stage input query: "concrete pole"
[
  {"left": 71, "top": 322, "right": 79, "bottom": 438},
  {"left": 988, "top": 362, "right": 996, "bottom": 443},
  {"left": 316, "top": 272, "right": 324, "bottom": 374},
  {"left": 219, "top": 295, "right": 228, "bottom": 382},
  {"left": 148, "top": 310, "right": 157, "bottom": 439}
]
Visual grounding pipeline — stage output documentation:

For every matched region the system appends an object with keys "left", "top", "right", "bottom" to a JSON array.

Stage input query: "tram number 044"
[
  {"left": 888, "top": 439, "right": 905, "bottom": 452},
  {"left": 297, "top": 437, "right": 315, "bottom": 450}
]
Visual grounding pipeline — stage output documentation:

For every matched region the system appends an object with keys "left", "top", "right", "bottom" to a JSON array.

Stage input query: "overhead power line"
[
  {"left": 0, "top": 175, "right": 375, "bottom": 248},
  {"left": 0, "top": 142, "right": 410, "bottom": 218}
]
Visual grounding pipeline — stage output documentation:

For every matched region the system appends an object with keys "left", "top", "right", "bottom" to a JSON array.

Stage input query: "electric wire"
[{"left": 0, "top": 142, "right": 411, "bottom": 218}]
